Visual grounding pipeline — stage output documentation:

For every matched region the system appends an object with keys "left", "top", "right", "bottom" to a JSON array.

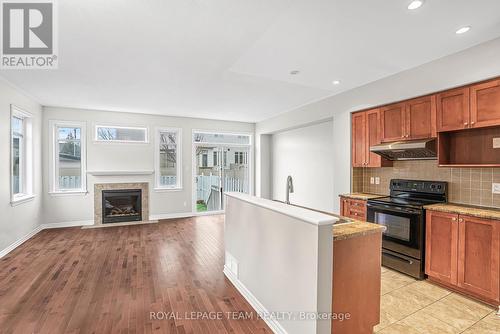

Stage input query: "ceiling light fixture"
[
  {"left": 332, "top": 80, "right": 341, "bottom": 85},
  {"left": 455, "top": 26, "right": 471, "bottom": 34},
  {"left": 407, "top": 0, "right": 424, "bottom": 10},
  {"left": 290, "top": 70, "right": 300, "bottom": 75}
]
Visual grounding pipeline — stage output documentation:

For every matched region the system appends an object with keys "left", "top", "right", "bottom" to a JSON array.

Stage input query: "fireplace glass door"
[{"left": 102, "top": 189, "right": 142, "bottom": 224}]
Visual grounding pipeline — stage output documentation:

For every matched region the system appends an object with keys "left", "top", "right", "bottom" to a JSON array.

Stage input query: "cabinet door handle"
[
  {"left": 459, "top": 218, "right": 464, "bottom": 223},
  {"left": 464, "top": 122, "right": 469, "bottom": 126},
  {"left": 471, "top": 121, "right": 475, "bottom": 125},
  {"left": 452, "top": 217, "right": 457, "bottom": 221}
]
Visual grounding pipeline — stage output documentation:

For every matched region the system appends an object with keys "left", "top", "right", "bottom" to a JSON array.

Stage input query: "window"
[
  {"left": 10, "top": 105, "right": 34, "bottom": 204},
  {"left": 50, "top": 121, "right": 87, "bottom": 193},
  {"left": 155, "top": 128, "right": 181, "bottom": 190},
  {"left": 213, "top": 151, "right": 218, "bottom": 166},
  {"left": 193, "top": 132, "right": 250, "bottom": 145},
  {"left": 95, "top": 125, "right": 148, "bottom": 143},
  {"left": 234, "top": 151, "right": 246, "bottom": 164},
  {"left": 202, "top": 152, "right": 208, "bottom": 167}
]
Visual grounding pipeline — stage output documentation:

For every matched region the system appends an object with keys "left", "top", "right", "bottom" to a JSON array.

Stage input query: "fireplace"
[{"left": 102, "top": 189, "right": 142, "bottom": 224}]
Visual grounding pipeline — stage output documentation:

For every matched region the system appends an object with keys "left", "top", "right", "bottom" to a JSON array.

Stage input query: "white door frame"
[{"left": 191, "top": 130, "right": 253, "bottom": 214}]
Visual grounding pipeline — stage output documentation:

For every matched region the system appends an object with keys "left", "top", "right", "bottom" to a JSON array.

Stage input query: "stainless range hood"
[{"left": 370, "top": 139, "right": 437, "bottom": 161}]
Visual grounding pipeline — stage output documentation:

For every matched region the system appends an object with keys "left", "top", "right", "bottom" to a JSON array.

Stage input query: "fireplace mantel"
[{"left": 88, "top": 170, "right": 154, "bottom": 176}]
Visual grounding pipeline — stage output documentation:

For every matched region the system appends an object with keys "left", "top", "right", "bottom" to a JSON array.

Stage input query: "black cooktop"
[
  {"left": 367, "top": 196, "right": 443, "bottom": 209},
  {"left": 367, "top": 179, "right": 448, "bottom": 209}
]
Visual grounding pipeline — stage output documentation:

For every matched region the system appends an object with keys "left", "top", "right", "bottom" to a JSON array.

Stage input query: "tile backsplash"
[{"left": 352, "top": 160, "right": 500, "bottom": 208}]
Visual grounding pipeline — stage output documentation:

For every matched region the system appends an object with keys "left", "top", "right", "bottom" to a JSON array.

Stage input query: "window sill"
[
  {"left": 10, "top": 194, "right": 35, "bottom": 206},
  {"left": 154, "top": 187, "right": 183, "bottom": 192},
  {"left": 49, "top": 190, "right": 88, "bottom": 197}
]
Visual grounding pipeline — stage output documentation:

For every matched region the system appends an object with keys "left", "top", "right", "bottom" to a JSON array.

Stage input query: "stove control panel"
[{"left": 390, "top": 179, "right": 447, "bottom": 194}]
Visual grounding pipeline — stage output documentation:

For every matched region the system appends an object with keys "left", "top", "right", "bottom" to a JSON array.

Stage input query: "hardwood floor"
[{"left": 0, "top": 215, "right": 272, "bottom": 334}]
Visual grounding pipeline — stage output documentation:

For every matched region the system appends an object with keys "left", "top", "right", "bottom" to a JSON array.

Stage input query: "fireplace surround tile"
[{"left": 94, "top": 183, "right": 149, "bottom": 225}]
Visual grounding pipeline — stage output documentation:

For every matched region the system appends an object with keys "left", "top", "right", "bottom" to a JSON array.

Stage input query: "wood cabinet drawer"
[{"left": 340, "top": 197, "right": 367, "bottom": 221}]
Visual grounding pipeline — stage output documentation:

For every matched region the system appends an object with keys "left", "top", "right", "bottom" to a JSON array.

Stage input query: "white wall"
[
  {"left": 271, "top": 120, "right": 334, "bottom": 212},
  {"left": 42, "top": 107, "right": 254, "bottom": 224},
  {"left": 225, "top": 194, "right": 333, "bottom": 334},
  {"left": 257, "top": 37, "right": 500, "bottom": 214},
  {"left": 0, "top": 78, "right": 43, "bottom": 252}
]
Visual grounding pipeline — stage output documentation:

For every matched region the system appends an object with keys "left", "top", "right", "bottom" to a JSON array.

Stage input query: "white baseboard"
[
  {"left": 42, "top": 220, "right": 94, "bottom": 229},
  {"left": 0, "top": 220, "right": 93, "bottom": 258},
  {"left": 0, "top": 225, "right": 43, "bottom": 258},
  {"left": 150, "top": 210, "right": 224, "bottom": 221},
  {"left": 223, "top": 266, "right": 288, "bottom": 334}
]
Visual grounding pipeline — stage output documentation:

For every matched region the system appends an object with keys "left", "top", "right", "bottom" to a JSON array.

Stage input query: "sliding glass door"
[{"left": 193, "top": 132, "right": 251, "bottom": 213}]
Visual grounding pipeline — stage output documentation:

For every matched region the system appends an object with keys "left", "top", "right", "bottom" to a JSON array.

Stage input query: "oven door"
[{"left": 366, "top": 203, "right": 423, "bottom": 259}]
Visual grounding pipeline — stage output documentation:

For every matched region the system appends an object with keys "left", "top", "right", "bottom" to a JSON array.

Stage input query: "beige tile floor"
[{"left": 375, "top": 267, "right": 500, "bottom": 333}]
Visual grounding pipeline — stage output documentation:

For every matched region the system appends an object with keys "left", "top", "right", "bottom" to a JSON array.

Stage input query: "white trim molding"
[
  {"left": 0, "top": 225, "right": 43, "bottom": 259},
  {"left": 0, "top": 220, "right": 93, "bottom": 259},
  {"left": 88, "top": 170, "right": 154, "bottom": 176},
  {"left": 223, "top": 266, "right": 288, "bottom": 334}
]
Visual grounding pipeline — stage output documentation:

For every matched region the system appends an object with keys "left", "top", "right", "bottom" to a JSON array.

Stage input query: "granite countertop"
[
  {"left": 424, "top": 203, "right": 500, "bottom": 221},
  {"left": 339, "top": 193, "right": 386, "bottom": 200},
  {"left": 333, "top": 219, "right": 386, "bottom": 241}
]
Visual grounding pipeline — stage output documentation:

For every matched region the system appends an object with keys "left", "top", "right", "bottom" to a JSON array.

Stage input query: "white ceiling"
[{"left": 2, "top": 0, "right": 500, "bottom": 122}]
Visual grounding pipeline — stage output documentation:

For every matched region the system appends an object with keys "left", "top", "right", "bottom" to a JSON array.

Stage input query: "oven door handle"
[
  {"left": 382, "top": 251, "right": 414, "bottom": 265},
  {"left": 367, "top": 203, "right": 421, "bottom": 215}
]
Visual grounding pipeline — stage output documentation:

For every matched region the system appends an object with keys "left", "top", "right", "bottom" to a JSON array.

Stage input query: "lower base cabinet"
[
  {"left": 340, "top": 197, "right": 367, "bottom": 221},
  {"left": 426, "top": 210, "right": 500, "bottom": 306}
]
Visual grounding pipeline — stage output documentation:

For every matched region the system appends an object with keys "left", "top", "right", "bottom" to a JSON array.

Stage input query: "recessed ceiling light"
[
  {"left": 456, "top": 26, "right": 471, "bottom": 34},
  {"left": 407, "top": 0, "right": 424, "bottom": 10},
  {"left": 332, "top": 80, "right": 341, "bottom": 85},
  {"left": 290, "top": 70, "right": 300, "bottom": 75}
]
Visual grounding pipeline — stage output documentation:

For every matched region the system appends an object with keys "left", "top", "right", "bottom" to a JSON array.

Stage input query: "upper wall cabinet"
[
  {"left": 380, "top": 102, "right": 406, "bottom": 142},
  {"left": 352, "top": 112, "right": 366, "bottom": 167},
  {"left": 436, "top": 87, "right": 470, "bottom": 132},
  {"left": 437, "top": 79, "right": 500, "bottom": 133},
  {"left": 380, "top": 96, "right": 436, "bottom": 142},
  {"left": 471, "top": 79, "right": 500, "bottom": 129},
  {"left": 352, "top": 109, "right": 392, "bottom": 168},
  {"left": 406, "top": 95, "right": 437, "bottom": 140}
]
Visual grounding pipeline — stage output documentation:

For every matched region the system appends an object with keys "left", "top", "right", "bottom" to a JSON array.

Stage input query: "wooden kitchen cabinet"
[
  {"left": 351, "top": 109, "right": 392, "bottom": 168},
  {"left": 380, "top": 97, "right": 436, "bottom": 142},
  {"left": 380, "top": 102, "right": 406, "bottom": 142},
  {"left": 351, "top": 112, "right": 366, "bottom": 167},
  {"left": 425, "top": 211, "right": 459, "bottom": 285},
  {"left": 406, "top": 95, "right": 437, "bottom": 139},
  {"left": 340, "top": 197, "right": 367, "bottom": 221},
  {"left": 436, "top": 79, "right": 500, "bottom": 132},
  {"left": 458, "top": 215, "right": 500, "bottom": 303},
  {"left": 436, "top": 87, "right": 470, "bottom": 132},
  {"left": 470, "top": 79, "right": 500, "bottom": 129},
  {"left": 426, "top": 210, "right": 500, "bottom": 305}
]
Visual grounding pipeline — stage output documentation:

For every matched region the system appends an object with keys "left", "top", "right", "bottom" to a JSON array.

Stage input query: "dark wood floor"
[{"left": 0, "top": 215, "right": 272, "bottom": 334}]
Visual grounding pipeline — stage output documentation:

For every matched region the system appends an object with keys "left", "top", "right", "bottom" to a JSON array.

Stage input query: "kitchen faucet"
[{"left": 285, "top": 175, "right": 294, "bottom": 204}]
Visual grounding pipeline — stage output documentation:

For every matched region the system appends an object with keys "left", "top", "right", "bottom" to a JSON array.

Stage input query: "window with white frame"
[
  {"left": 95, "top": 125, "right": 148, "bottom": 143},
  {"left": 155, "top": 128, "right": 181, "bottom": 189},
  {"left": 50, "top": 121, "right": 87, "bottom": 193},
  {"left": 11, "top": 105, "right": 34, "bottom": 204}
]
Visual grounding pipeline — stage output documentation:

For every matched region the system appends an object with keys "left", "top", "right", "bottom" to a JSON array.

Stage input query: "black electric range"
[{"left": 366, "top": 179, "right": 448, "bottom": 279}]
